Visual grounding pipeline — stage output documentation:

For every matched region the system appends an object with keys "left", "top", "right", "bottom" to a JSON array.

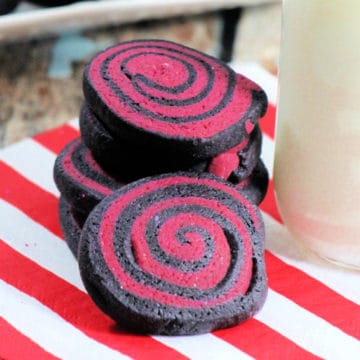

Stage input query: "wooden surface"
[{"left": 0, "top": 1, "right": 281, "bottom": 147}]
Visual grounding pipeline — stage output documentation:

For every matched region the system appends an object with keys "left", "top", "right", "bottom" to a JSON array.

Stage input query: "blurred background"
[{"left": 0, "top": 0, "right": 281, "bottom": 147}]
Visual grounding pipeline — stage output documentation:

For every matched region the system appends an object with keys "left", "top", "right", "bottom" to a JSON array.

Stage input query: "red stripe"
[
  {"left": 0, "top": 317, "right": 59, "bottom": 360},
  {"left": 259, "top": 103, "right": 276, "bottom": 139},
  {"left": 215, "top": 318, "right": 321, "bottom": 360},
  {"left": 265, "top": 251, "right": 360, "bottom": 341},
  {"left": 260, "top": 180, "right": 282, "bottom": 223},
  {"left": 33, "top": 124, "right": 80, "bottom": 154},
  {"left": 0, "top": 240, "right": 188, "bottom": 360},
  {"left": 0, "top": 161, "right": 62, "bottom": 238}
]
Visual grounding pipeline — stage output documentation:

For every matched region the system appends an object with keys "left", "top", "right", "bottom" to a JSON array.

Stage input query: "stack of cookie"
[{"left": 54, "top": 39, "right": 269, "bottom": 335}]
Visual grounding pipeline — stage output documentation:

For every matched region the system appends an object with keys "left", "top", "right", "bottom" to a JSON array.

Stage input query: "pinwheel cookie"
[
  {"left": 79, "top": 173, "right": 267, "bottom": 335},
  {"left": 83, "top": 39, "right": 267, "bottom": 162}
]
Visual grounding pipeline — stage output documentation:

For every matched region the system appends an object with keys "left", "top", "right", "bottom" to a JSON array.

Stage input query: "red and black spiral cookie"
[
  {"left": 83, "top": 39, "right": 268, "bottom": 160},
  {"left": 59, "top": 197, "right": 85, "bottom": 258},
  {"left": 79, "top": 103, "right": 207, "bottom": 180},
  {"left": 78, "top": 172, "right": 267, "bottom": 335},
  {"left": 53, "top": 138, "right": 125, "bottom": 216},
  {"left": 79, "top": 102, "right": 262, "bottom": 182}
]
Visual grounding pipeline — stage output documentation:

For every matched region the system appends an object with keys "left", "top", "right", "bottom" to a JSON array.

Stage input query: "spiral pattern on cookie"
[
  {"left": 81, "top": 173, "right": 264, "bottom": 315},
  {"left": 54, "top": 138, "right": 124, "bottom": 214},
  {"left": 84, "top": 39, "right": 265, "bottom": 139}
]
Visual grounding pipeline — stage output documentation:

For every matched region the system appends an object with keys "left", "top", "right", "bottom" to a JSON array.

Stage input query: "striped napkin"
[{"left": 1, "top": 63, "right": 359, "bottom": 359}]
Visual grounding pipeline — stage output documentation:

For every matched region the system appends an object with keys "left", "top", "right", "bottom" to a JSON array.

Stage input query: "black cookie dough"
[
  {"left": 236, "top": 159, "right": 269, "bottom": 205},
  {"left": 59, "top": 197, "right": 85, "bottom": 258}
]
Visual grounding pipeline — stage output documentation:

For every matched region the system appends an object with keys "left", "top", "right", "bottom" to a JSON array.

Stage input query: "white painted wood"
[{"left": 0, "top": 0, "right": 280, "bottom": 40}]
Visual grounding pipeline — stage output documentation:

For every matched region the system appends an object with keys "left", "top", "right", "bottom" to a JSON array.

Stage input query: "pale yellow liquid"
[{"left": 274, "top": 1, "right": 360, "bottom": 268}]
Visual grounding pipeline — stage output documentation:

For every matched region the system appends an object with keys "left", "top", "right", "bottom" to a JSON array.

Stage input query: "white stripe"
[
  {"left": 256, "top": 289, "right": 360, "bottom": 359},
  {"left": 0, "top": 139, "right": 59, "bottom": 197},
  {"left": 261, "top": 133, "right": 274, "bottom": 177},
  {"left": 230, "top": 62, "right": 278, "bottom": 105},
  {"left": 155, "top": 334, "right": 254, "bottom": 360},
  {"left": 263, "top": 213, "right": 360, "bottom": 305},
  {"left": 69, "top": 117, "right": 80, "bottom": 130},
  {"left": 0, "top": 199, "right": 84, "bottom": 291},
  {"left": 0, "top": 280, "right": 130, "bottom": 360}
]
